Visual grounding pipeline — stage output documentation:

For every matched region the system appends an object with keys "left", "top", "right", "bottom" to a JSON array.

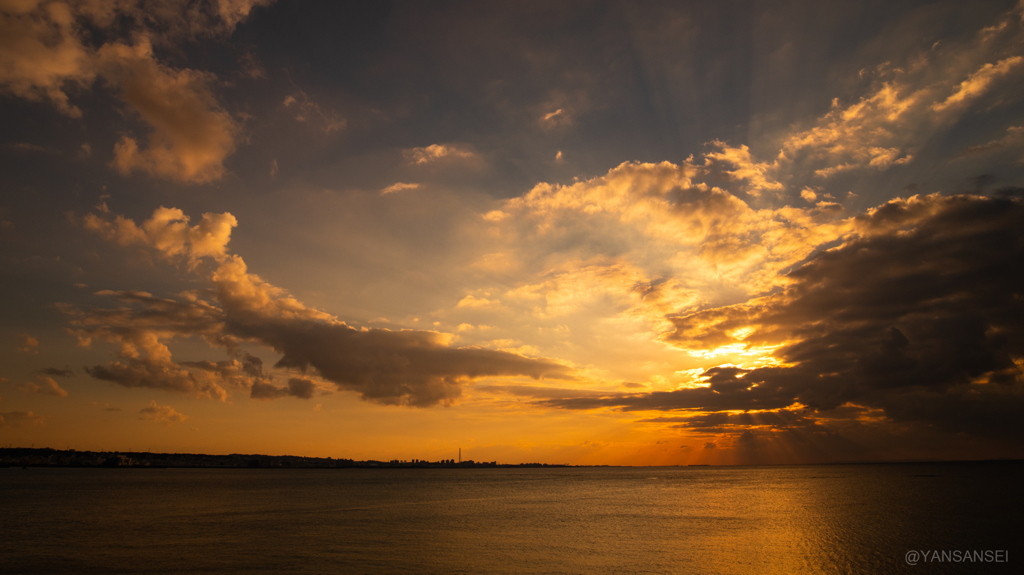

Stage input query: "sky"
[{"left": 2, "top": 0, "right": 1024, "bottom": 465}]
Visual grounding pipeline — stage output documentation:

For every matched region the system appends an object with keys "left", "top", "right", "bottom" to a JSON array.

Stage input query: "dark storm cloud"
[
  {"left": 284, "top": 377, "right": 316, "bottom": 399},
  {"left": 541, "top": 194, "right": 1024, "bottom": 440},
  {"left": 39, "top": 367, "right": 73, "bottom": 377},
  {"left": 84, "top": 359, "right": 228, "bottom": 400},
  {"left": 69, "top": 268, "right": 574, "bottom": 407},
  {"left": 66, "top": 290, "right": 238, "bottom": 399},
  {"left": 230, "top": 317, "right": 575, "bottom": 407},
  {"left": 250, "top": 377, "right": 316, "bottom": 400},
  {"left": 181, "top": 355, "right": 263, "bottom": 383},
  {"left": 66, "top": 289, "right": 230, "bottom": 348}
]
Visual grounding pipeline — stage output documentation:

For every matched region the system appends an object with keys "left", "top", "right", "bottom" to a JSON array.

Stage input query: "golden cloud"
[
  {"left": 933, "top": 56, "right": 1024, "bottom": 112},
  {"left": 0, "top": 0, "right": 267, "bottom": 183},
  {"left": 100, "top": 40, "right": 239, "bottom": 183}
]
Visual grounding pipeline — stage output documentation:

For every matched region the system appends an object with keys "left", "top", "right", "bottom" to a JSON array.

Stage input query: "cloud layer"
[
  {"left": 75, "top": 205, "right": 573, "bottom": 406},
  {"left": 4, "top": 0, "right": 1024, "bottom": 464},
  {"left": 538, "top": 194, "right": 1024, "bottom": 444}
]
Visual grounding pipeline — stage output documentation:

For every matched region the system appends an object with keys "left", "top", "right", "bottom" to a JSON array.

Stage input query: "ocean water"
[{"left": 1, "top": 463, "right": 1020, "bottom": 574}]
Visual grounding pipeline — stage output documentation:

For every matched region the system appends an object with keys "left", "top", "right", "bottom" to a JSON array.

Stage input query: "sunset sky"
[{"left": 2, "top": 0, "right": 1024, "bottom": 465}]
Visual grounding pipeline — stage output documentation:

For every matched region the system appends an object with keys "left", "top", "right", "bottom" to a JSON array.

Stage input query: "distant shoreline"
[
  {"left": 2, "top": 447, "right": 1021, "bottom": 469},
  {"left": 0, "top": 447, "right": 579, "bottom": 469}
]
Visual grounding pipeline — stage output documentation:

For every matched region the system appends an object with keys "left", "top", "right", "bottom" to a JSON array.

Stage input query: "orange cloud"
[
  {"left": 99, "top": 40, "right": 238, "bottom": 183},
  {"left": 138, "top": 400, "right": 188, "bottom": 425},
  {"left": 496, "top": 160, "right": 851, "bottom": 300},
  {"left": 83, "top": 205, "right": 237, "bottom": 267},
  {"left": 539, "top": 108, "right": 570, "bottom": 129},
  {"left": 19, "top": 374, "right": 68, "bottom": 397},
  {"left": 781, "top": 82, "right": 921, "bottom": 179},
  {"left": 933, "top": 56, "right": 1024, "bottom": 112},
  {"left": 703, "top": 142, "right": 783, "bottom": 196},
  {"left": 0, "top": 0, "right": 94, "bottom": 117},
  {"left": 0, "top": 1, "right": 267, "bottom": 183},
  {"left": 533, "top": 194, "right": 1024, "bottom": 462},
  {"left": 381, "top": 182, "right": 420, "bottom": 195},
  {"left": 404, "top": 143, "right": 476, "bottom": 165},
  {"left": 456, "top": 294, "right": 501, "bottom": 309}
]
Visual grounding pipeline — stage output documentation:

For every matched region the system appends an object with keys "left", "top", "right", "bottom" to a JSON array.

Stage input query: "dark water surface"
[{"left": 2, "top": 463, "right": 1020, "bottom": 574}]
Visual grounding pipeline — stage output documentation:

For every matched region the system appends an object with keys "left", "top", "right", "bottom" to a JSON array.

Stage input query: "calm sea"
[{"left": 1, "top": 463, "right": 1020, "bottom": 574}]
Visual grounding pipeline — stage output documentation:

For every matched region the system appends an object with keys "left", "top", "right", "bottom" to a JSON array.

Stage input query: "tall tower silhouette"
[{"left": 458, "top": 448, "right": 461, "bottom": 463}]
